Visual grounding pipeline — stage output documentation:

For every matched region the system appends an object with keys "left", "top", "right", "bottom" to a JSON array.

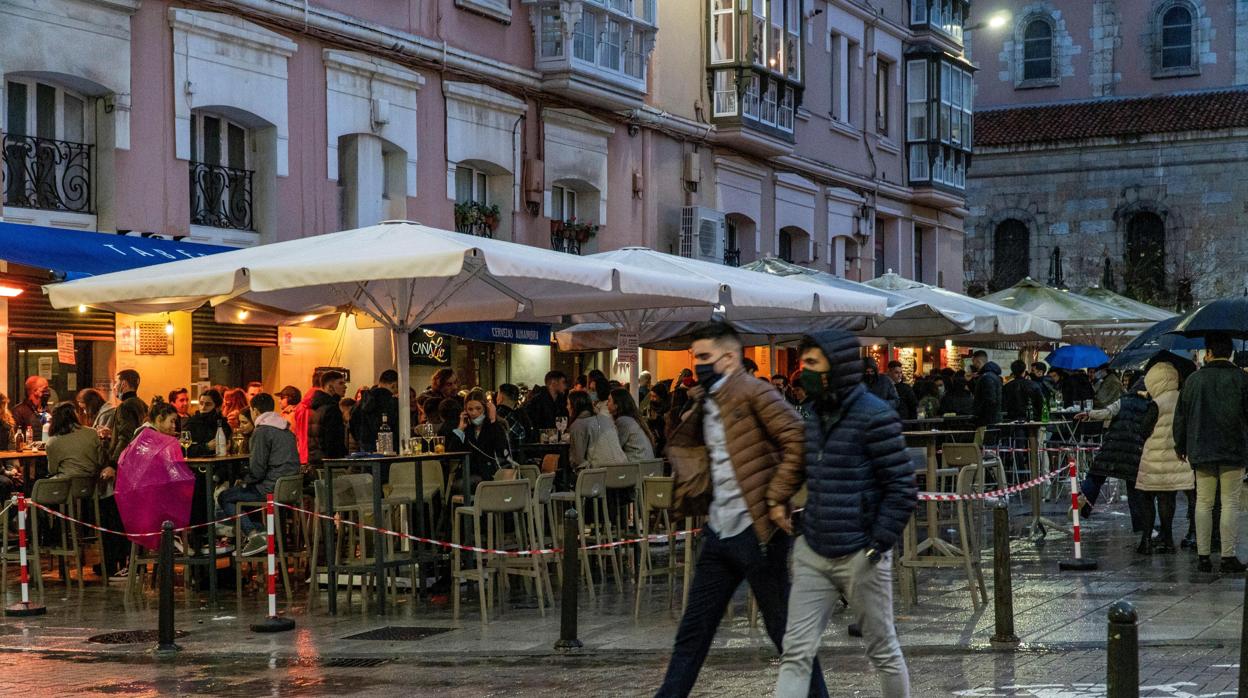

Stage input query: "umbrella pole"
[
  {"left": 395, "top": 328, "right": 411, "bottom": 447},
  {"left": 768, "top": 335, "right": 777, "bottom": 378}
]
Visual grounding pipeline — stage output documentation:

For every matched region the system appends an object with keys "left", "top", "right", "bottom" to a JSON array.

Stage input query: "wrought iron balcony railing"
[
  {"left": 189, "top": 161, "right": 253, "bottom": 230},
  {"left": 549, "top": 220, "right": 583, "bottom": 255},
  {"left": 723, "top": 249, "right": 741, "bottom": 267},
  {"left": 2, "top": 134, "right": 92, "bottom": 214}
]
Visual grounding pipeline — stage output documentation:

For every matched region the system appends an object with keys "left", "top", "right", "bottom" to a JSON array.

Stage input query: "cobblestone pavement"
[{"left": 0, "top": 644, "right": 1239, "bottom": 696}]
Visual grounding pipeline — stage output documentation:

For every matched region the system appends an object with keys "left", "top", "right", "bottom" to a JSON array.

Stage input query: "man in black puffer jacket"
[
  {"left": 767, "top": 330, "right": 916, "bottom": 698},
  {"left": 970, "top": 351, "right": 1003, "bottom": 427},
  {"left": 1077, "top": 378, "right": 1151, "bottom": 533}
]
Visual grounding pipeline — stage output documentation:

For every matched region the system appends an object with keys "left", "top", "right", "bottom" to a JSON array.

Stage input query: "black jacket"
[
  {"left": 442, "top": 419, "right": 509, "bottom": 480},
  {"left": 1002, "top": 374, "right": 1044, "bottom": 422},
  {"left": 939, "top": 391, "right": 974, "bottom": 416},
  {"left": 185, "top": 409, "right": 232, "bottom": 458},
  {"left": 789, "top": 330, "right": 917, "bottom": 558},
  {"left": 894, "top": 382, "right": 918, "bottom": 421},
  {"left": 496, "top": 403, "right": 531, "bottom": 448},
  {"left": 1090, "top": 381, "right": 1151, "bottom": 482},
  {"left": 350, "top": 386, "right": 399, "bottom": 452},
  {"left": 973, "top": 362, "right": 1003, "bottom": 427},
  {"left": 865, "top": 374, "right": 900, "bottom": 412},
  {"left": 523, "top": 388, "right": 567, "bottom": 431},
  {"left": 307, "top": 389, "right": 347, "bottom": 464},
  {"left": 1174, "top": 360, "right": 1248, "bottom": 470}
]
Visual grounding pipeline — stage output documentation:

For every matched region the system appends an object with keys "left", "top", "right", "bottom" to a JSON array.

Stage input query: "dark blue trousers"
[{"left": 655, "top": 526, "right": 829, "bottom": 698}]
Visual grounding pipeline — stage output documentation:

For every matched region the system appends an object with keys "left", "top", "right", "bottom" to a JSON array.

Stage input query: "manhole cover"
[
  {"left": 88, "top": 630, "right": 189, "bottom": 644},
  {"left": 343, "top": 626, "right": 451, "bottom": 642},
  {"left": 320, "top": 657, "right": 391, "bottom": 668}
]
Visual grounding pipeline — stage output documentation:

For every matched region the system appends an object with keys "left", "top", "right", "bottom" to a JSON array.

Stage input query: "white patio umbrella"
[
  {"left": 865, "top": 272, "right": 1062, "bottom": 344},
  {"left": 46, "top": 222, "right": 732, "bottom": 442},
  {"left": 557, "top": 247, "right": 888, "bottom": 382}
]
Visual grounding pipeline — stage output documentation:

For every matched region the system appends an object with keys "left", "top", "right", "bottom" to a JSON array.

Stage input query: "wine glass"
[
  {"left": 179, "top": 430, "right": 192, "bottom": 455},
  {"left": 555, "top": 416, "right": 568, "bottom": 439}
]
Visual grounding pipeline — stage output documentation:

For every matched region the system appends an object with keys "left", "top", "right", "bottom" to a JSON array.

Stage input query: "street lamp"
[{"left": 964, "top": 12, "right": 1009, "bottom": 32}]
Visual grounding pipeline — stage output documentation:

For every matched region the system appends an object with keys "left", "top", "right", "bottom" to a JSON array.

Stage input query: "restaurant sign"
[
  {"left": 423, "top": 321, "right": 551, "bottom": 346},
  {"left": 411, "top": 330, "right": 453, "bottom": 366}
]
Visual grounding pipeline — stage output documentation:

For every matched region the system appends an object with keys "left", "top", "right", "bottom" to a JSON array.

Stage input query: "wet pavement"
[{"left": 0, "top": 494, "right": 1244, "bottom": 695}]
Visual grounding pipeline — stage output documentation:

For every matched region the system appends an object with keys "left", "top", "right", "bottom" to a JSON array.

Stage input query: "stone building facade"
[{"left": 965, "top": 0, "right": 1248, "bottom": 308}]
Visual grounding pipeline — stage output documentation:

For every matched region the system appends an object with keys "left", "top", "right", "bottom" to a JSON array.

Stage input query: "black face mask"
[{"left": 695, "top": 353, "right": 727, "bottom": 388}]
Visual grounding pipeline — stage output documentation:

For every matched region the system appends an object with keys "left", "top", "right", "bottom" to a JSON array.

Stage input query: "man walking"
[
  {"left": 1174, "top": 333, "right": 1248, "bottom": 572},
  {"left": 659, "top": 322, "right": 827, "bottom": 698},
  {"left": 767, "top": 330, "right": 916, "bottom": 697}
]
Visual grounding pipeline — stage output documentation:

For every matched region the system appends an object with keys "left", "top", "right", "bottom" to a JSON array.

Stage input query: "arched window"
[
  {"left": 778, "top": 228, "right": 793, "bottom": 262},
  {"left": 992, "top": 219, "right": 1030, "bottom": 290},
  {"left": 1123, "top": 212, "right": 1166, "bottom": 301},
  {"left": 1022, "top": 19, "right": 1054, "bottom": 81},
  {"left": 1160, "top": 5, "right": 1194, "bottom": 71}
]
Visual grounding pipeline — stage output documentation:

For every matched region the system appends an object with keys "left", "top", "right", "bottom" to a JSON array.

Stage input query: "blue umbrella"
[{"left": 1046, "top": 344, "right": 1111, "bottom": 370}]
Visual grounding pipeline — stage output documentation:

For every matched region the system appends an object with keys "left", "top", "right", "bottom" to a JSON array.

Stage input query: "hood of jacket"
[
  {"left": 804, "top": 330, "right": 865, "bottom": 401},
  {"left": 980, "top": 361, "right": 1002, "bottom": 377},
  {"left": 1144, "top": 361, "right": 1180, "bottom": 398},
  {"left": 255, "top": 411, "right": 289, "bottom": 430},
  {"left": 309, "top": 389, "right": 338, "bottom": 411}
]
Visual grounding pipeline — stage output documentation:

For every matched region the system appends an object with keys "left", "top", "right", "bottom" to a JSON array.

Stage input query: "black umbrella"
[
  {"left": 1143, "top": 350, "right": 1197, "bottom": 383},
  {"left": 1109, "top": 316, "right": 1202, "bottom": 370},
  {"left": 1168, "top": 297, "right": 1248, "bottom": 339}
]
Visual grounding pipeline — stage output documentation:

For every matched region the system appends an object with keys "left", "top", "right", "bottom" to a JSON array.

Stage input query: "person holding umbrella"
[{"left": 1174, "top": 333, "right": 1248, "bottom": 573}]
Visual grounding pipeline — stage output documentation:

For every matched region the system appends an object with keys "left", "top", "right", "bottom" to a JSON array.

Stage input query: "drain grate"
[
  {"left": 319, "top": 657, "right": 391, "bottom": 668},
  {"left": 88, "top": 630, "right": 189, "bottom": 644},
  {"left": 343, "top": 626, "right": 452, "bottom": 642}
]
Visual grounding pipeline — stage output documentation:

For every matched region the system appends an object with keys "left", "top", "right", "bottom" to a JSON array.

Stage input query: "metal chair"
[
  {"left": 549, "top": 468, "right": 611, "bottom": 600},
  {"left": 66, "top": 475, "right": 101, "bottom": 589},
  {"left": 26, "top": 478, "right": 75, "bottom": 599},
  {"left": 633, "top": 476, "right": 693, "bottom": 618}
]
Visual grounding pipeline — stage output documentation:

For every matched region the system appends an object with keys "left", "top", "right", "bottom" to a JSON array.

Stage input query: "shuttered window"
[
  {"left": 6, "top": 275, "right": 114, "bottom": 341},
  {"left": 191, "top": 307, "right": 277, "bottom": 349}
]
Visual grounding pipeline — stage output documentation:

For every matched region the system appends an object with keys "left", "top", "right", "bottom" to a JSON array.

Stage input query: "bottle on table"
[
  {"left": 377, "top": 414, "right": 394, "bottom": 455},
  {"left": 24, "top": 426, "right": 33, "bottom": 450},
  {"left": 214, "top": 420, "right": 228, "bottom": 457}
]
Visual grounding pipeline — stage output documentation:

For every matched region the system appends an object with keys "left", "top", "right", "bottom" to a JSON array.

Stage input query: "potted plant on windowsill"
[
  {"left": 454, "top": 201, "right": 501, "bottom": 236},
  {"left": 561, "top": 217, "right": 599, "bottom": 244}
]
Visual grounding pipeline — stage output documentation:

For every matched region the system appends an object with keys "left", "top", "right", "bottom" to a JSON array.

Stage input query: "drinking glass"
[
  {"left": 434, "top": 436, "right": 446, "bottom": 454},
  {"left": 179, "top": 430, "right": 192, "bottom": 455}
]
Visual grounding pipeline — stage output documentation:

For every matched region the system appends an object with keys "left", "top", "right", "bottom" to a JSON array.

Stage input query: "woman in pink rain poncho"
[{"left": 115, "top": 402, "right": 196, "bottom": 550}]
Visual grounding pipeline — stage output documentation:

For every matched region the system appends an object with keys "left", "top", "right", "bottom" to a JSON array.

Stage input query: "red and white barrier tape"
[
  {"left": 916, "top": 464, "right": 1069, "bottom": 502},
  {"left": 24, "top": 499, "right": 260, "bottom": 540}
]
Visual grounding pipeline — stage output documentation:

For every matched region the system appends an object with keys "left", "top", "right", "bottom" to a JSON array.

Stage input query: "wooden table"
[
  {"left": 185, "top": 455, "right": 250, "bottom": 606},
  {"left": 519, "top": 441, "right": 570, "bottom": 486},
  {"left": 321, "top": 452, "right": 470, "bottom": 615},
  {"left": 994, "top": 420, "right": 1072, "bottom": 538},
  {"left": 899, "top": 429, "right": 977, "bottom": 606}
]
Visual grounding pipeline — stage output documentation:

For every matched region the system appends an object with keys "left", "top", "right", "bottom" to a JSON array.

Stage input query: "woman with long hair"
[
  {"left": 607, "top": 387, "right": 654, "bottom": 461},
  {"left": 568, "top": 389, "right": 625, "bottom": 470},
  {"left": 222, "top": 388, "right": 248, "bottom": 430},
  {"left": 186, "top": 389, "right": 232, "bottom": 457},
  {"left": 76, "top": 388, "right": 108, "bottom": 428},
  {"left": 46, "top": 401, "right": 103, "bottom": 479},
  {"left": 445, "top": 390, "right": 510, "bottom": 482}
]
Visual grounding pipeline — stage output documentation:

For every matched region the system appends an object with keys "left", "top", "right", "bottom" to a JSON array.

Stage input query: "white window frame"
[
  {"left": 911, "top": 0, "right": 928, "bottom": 25},
  {"left": 784, "top": 0, "right": 801, "bottom": 81},
  {"left": 830, "top": 33, "right": 843, "bottom": 121},
  {"left": 551, "top": 184, "right": 578, "bottom": 221},
  {"left": 4, "top": 77, "right": 90, "bottom": 144},
  {"left": 711, "top": 0, "right": 736, "bottom": 65},
  {"left": 1156, "top": 2, "right": 1198, "bottom": 75},
  {"left": 751, "top": 0, "right": 768, "bottom": 67},
  {"left": 189, "top": 112, "right": 251, "bottom": 170},
  {"left": 876, "top": 58, "right": 892, "bottom": 136},
  {"left": 455, "top": 164, "right": 490, "bottom": 205},
  {"left": 713, "top": 70, "right": 739, "bottom": 117},
  {"left": 906, "top": 59, "right": 927, "bottom": 141},
  {"left": 743, "top": 74, "right": 761, "bottom": 119}
]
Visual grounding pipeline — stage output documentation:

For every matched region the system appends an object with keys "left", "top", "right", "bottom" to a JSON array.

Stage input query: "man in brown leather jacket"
[{"left": 656, "top": 322, "right": 828, "bottom": 698}]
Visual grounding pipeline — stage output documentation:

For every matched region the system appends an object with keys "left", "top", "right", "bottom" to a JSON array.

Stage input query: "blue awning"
[
  {"left": 423, "top": 321, "right": 551, "bottom": 346},
  {"left": 0, "top": 221, "right": 233, "bottom": 279}
]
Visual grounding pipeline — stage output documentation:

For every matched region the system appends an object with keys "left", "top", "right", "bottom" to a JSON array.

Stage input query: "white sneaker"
[
  {"left": 215, "top": 524, "right": 233, "bottom": 537},
  {"left": 172, "top": 538, "right": 186, "bottom": 555}
]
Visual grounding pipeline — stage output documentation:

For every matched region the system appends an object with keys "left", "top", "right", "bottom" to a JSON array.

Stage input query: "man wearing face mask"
[
  {"left": 659, "top": 322, "right": 827, "bottom": 698},
  {"left": 13, "top": 375, "right": 51, "bottom": 437},
  {"left": 768, "top": 330, "right": 916, "bottom": 697}
]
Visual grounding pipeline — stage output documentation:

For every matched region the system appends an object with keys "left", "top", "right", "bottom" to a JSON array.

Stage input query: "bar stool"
[
  {"left": 231, "top": 474, "right": 306, "bottom": 603},
  {"left": 633, "top": 476, "right": 693, "bottom": 618},
  {"left": 27, "top": 478, "right": 75, "bottom": 599},
  {"left": 601, "top": 462, "right": 639, "bottom": 581},
  {"left": 548, "top": 468, "right": 610, "bottom": 600},
  {"left": 452, "top": 479, "right": 546, "bottom": 624},
  {"left": 66, "top": 475, "right": 101, "bottom": 589}
]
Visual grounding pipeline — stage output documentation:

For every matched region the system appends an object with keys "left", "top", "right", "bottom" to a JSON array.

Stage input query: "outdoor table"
[
  {"left": 902, "top": 415, "right": 974, "bottom": 430},
  {"left": 0, "top": 449, "right": 49, "bottom": 494},
  {"left": 185, "top": 455, "right": 250, "bottom": 607},
  {"left": 321, "top": 451, "right": 470, "bottom": 615},
  {"left": 993, "top": 420, "right": 1072, "bottom": 538},
  {"left": 898, "top": 429, "right": 977, "bottom": 606}
]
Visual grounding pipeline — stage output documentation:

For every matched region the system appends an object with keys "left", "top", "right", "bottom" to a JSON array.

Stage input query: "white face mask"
[{"left": 471, "top": 414, "right": 485, "bottom": 426}]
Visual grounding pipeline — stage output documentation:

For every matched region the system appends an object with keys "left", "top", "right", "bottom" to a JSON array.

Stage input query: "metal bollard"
[
  {"left": 1239, "top": 568, "right": 1248, "bottom": 696},
  {"left": 1106, "top": 601, "right": 1138, "bottom": 698},
  {"left": 991, "top": 502, "right": 1018, "bottom": 646},
  {"left": 156, "top": 521, "right": 180, "bottom": 653},
  {"left": 554, "top": 508, "right": 582, "bottom": 650}
]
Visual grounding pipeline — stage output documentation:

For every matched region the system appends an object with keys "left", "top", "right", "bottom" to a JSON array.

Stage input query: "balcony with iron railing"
[
  {"left": 723, "top": 248, "right": 741, "bottom": 267},
  {"left": 189, "top": 161, "right": 253, "bottom": 230},
  {"left": 2, "top": 134, "right": 92, "bottom": 214}
]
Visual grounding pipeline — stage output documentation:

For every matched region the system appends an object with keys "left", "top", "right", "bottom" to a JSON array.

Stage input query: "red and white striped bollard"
[
  {"left": 250, "top": 494, "right": 294, "bottom": 632},
  {"left": 6, "top": 494, "right": 46, "bottom": 616},
  {"left": 1060, "top": 457, "right": 1098, "bottom": 571}
]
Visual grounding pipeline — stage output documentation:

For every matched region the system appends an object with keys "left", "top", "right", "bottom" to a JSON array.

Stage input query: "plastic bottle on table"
[{"left": 214, "top": 420, "right": 228, "bottom": 457}]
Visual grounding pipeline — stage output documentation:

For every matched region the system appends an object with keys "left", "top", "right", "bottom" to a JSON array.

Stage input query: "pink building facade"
[{"left": 0, "top": 0, "right": 970, "bottom": 403}]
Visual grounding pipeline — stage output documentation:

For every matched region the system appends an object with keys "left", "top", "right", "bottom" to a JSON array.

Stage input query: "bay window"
[
  {"left": 711, "top": 0, "right": 735, "bottom": 64},
  {"left": 525, "top": 0, "right": 656, "bottom": 107},
  {"left": 909, "top": 0, "right": 969, "bottom": 46},
  {"left": 904, "top": 54, "right": 974, "bottom": 191},
  {"left": 704, "top": 0, "right": 804, "bottom": 143}
]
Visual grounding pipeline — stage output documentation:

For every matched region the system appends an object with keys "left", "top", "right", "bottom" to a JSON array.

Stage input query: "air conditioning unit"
[{"left": 679, "top": 206, "right": 726, "bottom": 264}]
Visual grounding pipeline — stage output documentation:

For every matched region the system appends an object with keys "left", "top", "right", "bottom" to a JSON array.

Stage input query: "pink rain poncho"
[{"left": 114, "top": 426, "right": 196, "bottom": 550}]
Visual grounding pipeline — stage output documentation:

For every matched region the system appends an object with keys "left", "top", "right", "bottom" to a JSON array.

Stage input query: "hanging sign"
[
  {"left": 57, "top": 332, "right": 76, "bottom": 365},
  {"left": 617, "top": 331, "right": 639, "bottom": 366},
  {"left": 410, "top": 330, "right": 453, "bottom": 366}
]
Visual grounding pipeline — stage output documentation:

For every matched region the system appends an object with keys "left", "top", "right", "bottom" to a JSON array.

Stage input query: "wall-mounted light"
[
  {"left": 301, "top": 315, "right": 317, "bottom": 323},
  {"left": 77, "top": 305, "right": 88, "bottom": 314},
  {"left": 165, "top": 315, "right": 174, "bottom": 336},
  {"left": 237, "top": 309, "right": 250, "bottom": 320},
  {"left": 0, "top": 285, "right": 23, "bottom": 298}
]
